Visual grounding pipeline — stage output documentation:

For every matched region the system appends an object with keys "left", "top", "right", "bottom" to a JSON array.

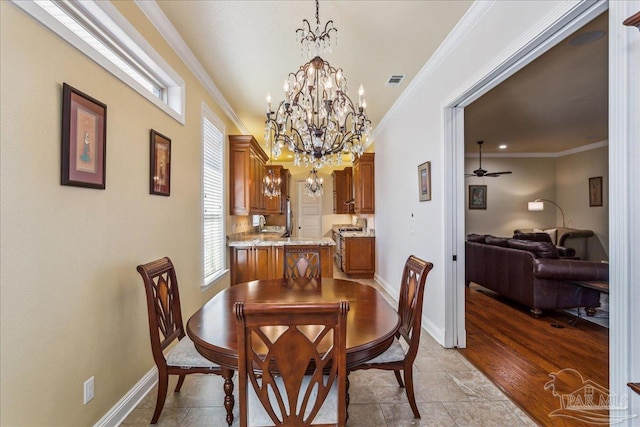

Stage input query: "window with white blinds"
[{"left": 202, "top": 106, "right": 226, "bottom": 285}]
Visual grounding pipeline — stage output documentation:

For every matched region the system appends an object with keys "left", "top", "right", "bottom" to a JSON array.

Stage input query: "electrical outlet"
[{"left": 83, "top": 377, "right": 94, "bottom": 404}]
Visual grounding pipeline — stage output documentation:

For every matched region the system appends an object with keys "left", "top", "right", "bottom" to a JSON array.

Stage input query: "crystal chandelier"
[
  {"left": 304, "top": 169, "right": 324, "bottom": 197},
  {"left": 264, "top": 0, "right": 372, "bottom": 169},
  {"left": 263, "top": 145, "right": 281, "bottom": 198},
  {"left": 263, "top": 168, "right": 281, "bottom": 198}
]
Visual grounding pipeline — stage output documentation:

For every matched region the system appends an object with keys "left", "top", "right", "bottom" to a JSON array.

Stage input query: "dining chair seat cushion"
[
  {"left": 364, "top": 337, "right": 406, "bottom": 364},
  {"left": 247, "top": 375, "right": 338, "bottom": 426},
  {"left": 166, "top": 336, "right": 219, "bottom": 369}
]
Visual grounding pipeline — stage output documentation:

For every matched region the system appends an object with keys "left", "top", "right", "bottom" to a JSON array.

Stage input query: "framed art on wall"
[
  {"left": 150, "top": 129, "right": 171, "bottom": 196},
  {"left": 589, "top": 176, "right": 602, "bottom": 207},
  {"left": 61, "top": 83, "right": 107, "bottom": 189},
  {"left": 418, "top": 161, "right": 431, "bottom": 201},
  {"left": 469, "top": 185, "right": 487, "bottom": 210}
]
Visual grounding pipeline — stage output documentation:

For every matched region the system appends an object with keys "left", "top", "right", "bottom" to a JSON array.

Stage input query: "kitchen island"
[
  {"left": 331, "top": 224, "right": 376, "bottom": 279},
  {"left": 228, "top": 229, "right": 335, "bottom": 285}
]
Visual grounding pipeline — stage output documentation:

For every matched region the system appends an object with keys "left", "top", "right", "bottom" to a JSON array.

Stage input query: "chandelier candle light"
[
  {"left": 304, "top": 168, "right": 324, "bottom": 197},
  {"left": 264, "top": 0, "right": 372, "bottom": 169}
]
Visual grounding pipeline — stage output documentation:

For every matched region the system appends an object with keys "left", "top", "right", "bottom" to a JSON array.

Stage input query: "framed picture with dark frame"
[
  {"left": 61, "top": 83, "right": 107, "bottom": 189},
  {"left": 418, "top": 161, "right": 431, "bottom": 201},
  {"left": 589, "top": 176, "right": 603, "bottom": 207},
  {"left": 469, "top": 185, "right": 487, "bottom": 210},
  {"left": 150, "top": 129, "right": 171, "bottom": 196}
]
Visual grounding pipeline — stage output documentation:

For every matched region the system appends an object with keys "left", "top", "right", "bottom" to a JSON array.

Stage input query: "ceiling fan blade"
[{"left": 484, "top": 171, "right": 512, "bottom": 177}]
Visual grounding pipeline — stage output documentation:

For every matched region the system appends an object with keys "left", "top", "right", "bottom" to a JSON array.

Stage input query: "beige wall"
[
  {"left": 464, "top": 146, "right": 609, "bottom": 260},
  {"left": 557, "top": 146, "right": 609, "bottom": 261},
  {"left": 0, "top": 2, "right": 240, "bottom": 425},
  {"left": 464, "top": 157, "right": 558, "bottom": 237}
]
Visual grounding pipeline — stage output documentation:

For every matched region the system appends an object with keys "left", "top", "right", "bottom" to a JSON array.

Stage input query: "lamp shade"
[{"left": 528, "top": 201, "right": 544, "bottom": 211}]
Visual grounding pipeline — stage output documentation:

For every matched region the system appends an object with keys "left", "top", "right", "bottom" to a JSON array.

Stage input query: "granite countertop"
[
  {"left": 340, "top": 231, "right": 376, "bottom": 238},
  {"left": 227, "top": 229, "right": 336, "bottom": 247}
]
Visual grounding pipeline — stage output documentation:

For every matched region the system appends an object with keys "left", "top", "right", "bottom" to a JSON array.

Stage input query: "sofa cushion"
[
  {"left": 507, "top": 239, "right": 559, "bottom": 259},
  {"left": 485, "top": 235, "right": 510, "bottom": 247},
  {"left": 533, "top": 258, "right": 609, "bottom": 281},
  {"left": 467, "top": 233, "right": 486, "bottom": 243},
  {"left": 513, "top": 232, "right": 553, "bottom": 243}
]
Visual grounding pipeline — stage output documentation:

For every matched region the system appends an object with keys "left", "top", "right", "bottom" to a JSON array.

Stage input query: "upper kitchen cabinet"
[
  {"left": 332, "top": 167, "right": 354, "bottom": 214},
  {"left": 264, "top": 165, "right": 291, "bottom": 215},
  {"left": 353, "top": 153, "right": 375, "bottom": 214},
  {"left": 229, "top": 135, "right": 268, "bottom": 215}
]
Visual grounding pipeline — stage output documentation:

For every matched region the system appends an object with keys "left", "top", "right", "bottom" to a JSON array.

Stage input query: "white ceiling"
[
  {"left": 154, "top": 2, "right": 607, "bottom": 159},
  {"left": 464, "top": 11, "right": 608, "bottom": 154},
  {"left": 155, "top": 0, "right": 473, "bottom": 159}
]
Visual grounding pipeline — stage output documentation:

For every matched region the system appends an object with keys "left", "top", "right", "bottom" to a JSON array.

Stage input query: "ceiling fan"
[{"left": 465, "top": 141, "right": 513, "bottom": 178}]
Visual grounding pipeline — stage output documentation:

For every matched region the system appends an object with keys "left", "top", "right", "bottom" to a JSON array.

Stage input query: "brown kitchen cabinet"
[
  {"left": 332, "top": 167, "right": 353, "bottom": 214},
  {"left": 264, "top": 166, "right": 290, "bottom": 215},
  {"left": 229, "top": 135, "right": 268, "bottom": 215},
  {"left": 230, "top": 245, "right": 333, "bottom": 285},
  {"left": 229, "top": 245, "right": 273, "bottom": 286},
  {"left": 353, "top": 153, "right": 375, "bottom": 214},
  {"left": 342, "top": 236, "right": 375, "bottom": 278}
]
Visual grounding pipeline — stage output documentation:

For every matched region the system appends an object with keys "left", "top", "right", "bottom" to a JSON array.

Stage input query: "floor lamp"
[{"left": 528, "top": 198, "right": 565, "bottom": 227}]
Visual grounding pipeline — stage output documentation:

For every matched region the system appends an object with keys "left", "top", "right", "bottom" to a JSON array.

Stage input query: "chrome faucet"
[{"left": 258, "top": 215, "right": 266, "bottom": 231}]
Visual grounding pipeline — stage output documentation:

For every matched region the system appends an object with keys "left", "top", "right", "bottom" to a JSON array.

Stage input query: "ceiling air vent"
[{"left": 385, "top": 74, "right": 406, "bottom": 87}]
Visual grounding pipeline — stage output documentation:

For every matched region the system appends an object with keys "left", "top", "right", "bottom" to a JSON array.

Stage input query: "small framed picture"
[
  {"left": 150, "top": 129, "right": 171, "bottom": 196},
  {"left": 417, "top": 161, "right": 431, "bottom": 202},
  {"left": 469, "top": 185, "right": 487, "bottom": 210},
  {"left": 61, "top": 83, "right": 107, "bottom": 189},
  {"left": 589, "top": 176, "right": 602, "bottom": 207}
]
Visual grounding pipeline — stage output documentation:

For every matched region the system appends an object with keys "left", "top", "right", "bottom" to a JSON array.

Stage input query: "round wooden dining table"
[{"left": 187, "top": 277, "right": 400, "bottom": 426}]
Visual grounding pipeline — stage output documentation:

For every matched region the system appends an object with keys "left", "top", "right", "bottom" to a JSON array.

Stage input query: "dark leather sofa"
[{"left": 465, "top": 234, "right": 608, "bottom": 316}]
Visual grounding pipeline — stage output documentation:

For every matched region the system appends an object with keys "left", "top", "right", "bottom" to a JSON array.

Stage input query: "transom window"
[{"left": 14, "top": 0, "right": 185, "bottom": 123}]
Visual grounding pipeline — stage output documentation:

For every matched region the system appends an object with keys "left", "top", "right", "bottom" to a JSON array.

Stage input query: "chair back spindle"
[{"left": 236, "top": 301, "right": 349, "bottom": 426}]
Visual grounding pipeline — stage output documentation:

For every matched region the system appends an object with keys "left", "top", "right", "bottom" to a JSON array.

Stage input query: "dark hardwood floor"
[{"left": 458, "top": 284, "right": 609, "bottom": 427}]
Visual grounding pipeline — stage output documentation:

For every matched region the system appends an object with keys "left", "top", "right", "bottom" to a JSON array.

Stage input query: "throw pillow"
[
  {"left": 544, "top": 228, "right": 558, "bottom": 244},
  {"left": 507, "top": 239, "right": 560, "bottom": 259}
]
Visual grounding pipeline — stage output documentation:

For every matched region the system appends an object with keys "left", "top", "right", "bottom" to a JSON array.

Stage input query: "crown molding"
[{"left": 135, "top": 0, "right": 248, "bottom": 134}]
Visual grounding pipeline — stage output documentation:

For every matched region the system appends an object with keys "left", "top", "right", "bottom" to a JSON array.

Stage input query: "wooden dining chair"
[
  {"left": 136, "top": 257, "right": 223, "bottom": 424},
  {"left": 235, "top": 300, "right": 349, "bottom": 426},
  {"left": 349, "top": 255, "right": 433, "bottom": 418},
  {"left": 283, "top": 245, "right": 322, "bottom": 279}
]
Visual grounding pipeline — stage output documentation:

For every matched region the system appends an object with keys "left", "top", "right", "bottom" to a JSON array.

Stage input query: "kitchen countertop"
[
  {"left": 340, "top": 231, "right": 376, "bottom": 238},
  {"left": 227, "top": 230, "right": 336, "bottom": 247}
]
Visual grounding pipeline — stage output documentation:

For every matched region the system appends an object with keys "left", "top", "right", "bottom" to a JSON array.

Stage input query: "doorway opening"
[{"left": 443, "top": 1, "right": 611, "bottom": 424}]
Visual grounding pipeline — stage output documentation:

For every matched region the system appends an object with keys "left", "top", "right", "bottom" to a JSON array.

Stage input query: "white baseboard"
[
  {"left": 373, "top": 272, "right": 447, "bottom": 347},
  {"left": 94, "top": 367, "right": 158, "bottom": 427}
]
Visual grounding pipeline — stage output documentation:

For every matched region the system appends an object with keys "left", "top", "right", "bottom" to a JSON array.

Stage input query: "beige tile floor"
[{"left": 121, "top": 271, "right": 537, "bottom": 427}]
